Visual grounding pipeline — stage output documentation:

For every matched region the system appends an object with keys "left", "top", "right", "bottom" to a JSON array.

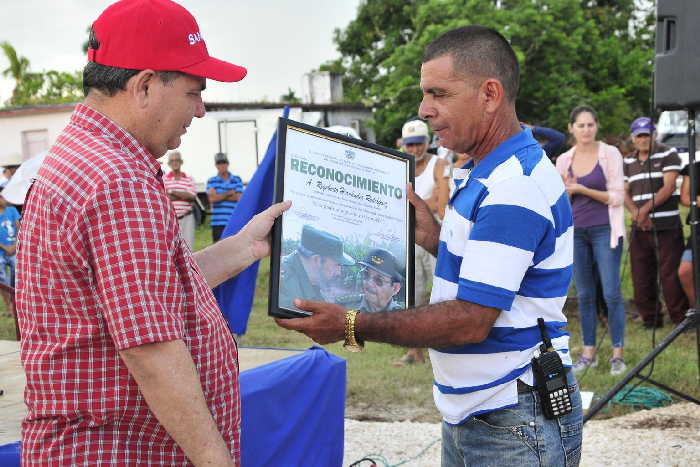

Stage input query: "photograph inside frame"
[{"left": 271, "top": 119, "right": 414, "bottom": 318}]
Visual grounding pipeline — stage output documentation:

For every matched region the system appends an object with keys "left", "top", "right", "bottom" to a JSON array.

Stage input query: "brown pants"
[{"left": 629, "top": 227, "right": 689, "bottom": 325}]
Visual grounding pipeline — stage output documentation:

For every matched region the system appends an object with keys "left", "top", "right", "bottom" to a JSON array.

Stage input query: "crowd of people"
[
  {"left": 7, "top": 0, "right": 699, "bottom": 465},
  {"left": 146, "top": 31, "right": 694, "bottom": 383},
  {"left": 150, "top": 61, "right": 695, "bottom": 383},
  {"left": 379, "top": 103, "right": 693, "bottom": 382},
  {"left": 556, "top": 109, "right": 692, "bottom": 377},
  {"left": 160, "top": 149, "right": 245, "bottom": 248}
]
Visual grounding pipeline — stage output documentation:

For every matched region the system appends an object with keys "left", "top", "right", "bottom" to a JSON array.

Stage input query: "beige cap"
[
  {"left": 0, "top": 153, "right": 23, "bottom": 168},
  {"left": 401, "top": 120, "right": 429, "bottom": 144}
]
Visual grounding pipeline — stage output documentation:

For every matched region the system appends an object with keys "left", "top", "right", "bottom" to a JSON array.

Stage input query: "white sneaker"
[
  {"left": 572, "top": 356, "right": 598, "bottom": 374},
  {"left": 609, "top": 358, "right": 627, "bottom": 376}
]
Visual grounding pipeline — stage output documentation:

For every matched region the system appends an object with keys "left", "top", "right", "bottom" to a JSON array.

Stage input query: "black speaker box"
[{"left": 655, "top": 0, "right": 700, "bottom": 110}]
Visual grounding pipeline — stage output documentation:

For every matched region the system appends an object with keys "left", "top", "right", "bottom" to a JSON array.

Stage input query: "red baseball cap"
[{"left": 87, "top": 0, "right": 247, "bottom": 82}]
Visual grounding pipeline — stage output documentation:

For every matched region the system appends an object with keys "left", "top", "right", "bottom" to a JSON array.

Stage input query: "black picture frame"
[{"left": 269, "top": 118, "right": 415, "bottom": 319}]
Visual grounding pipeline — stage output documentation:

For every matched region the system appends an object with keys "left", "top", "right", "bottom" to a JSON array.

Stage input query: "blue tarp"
[
  {"left": 0, "top": 346, "right": 346, "bottom": 467},
  {"left": 240, "top": 346, "right": 346, "bottom": 466},
  {"left": 0, "top": 442, "right": 19, "bottom": 467},
  {"left": 214, "top": 106, "right": 290, "bottom": 335}
]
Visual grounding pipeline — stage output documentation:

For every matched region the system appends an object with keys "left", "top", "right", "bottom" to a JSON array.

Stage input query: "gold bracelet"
[{"left": 343, "top": 309, "right": 364, "bottom": 352}]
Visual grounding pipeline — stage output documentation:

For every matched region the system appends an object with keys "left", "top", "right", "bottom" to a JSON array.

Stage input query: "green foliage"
[
  {"left": 324, "top": 0, "right": 654, "bottom": 145},
  {"left": 1, "top": 41, "right": 30, "bottom": 82},
  {"left": 280, "top": 87, "right": 301, "bottom": 104},
  {"left": 36, "top": 70, "right": 84, "bottom": 104},
  {"left": 82, "top": 26, "right": 91, "bottom": 55},
  {"left": 1, "top": 41, "right": 83, "bottom": 107}
]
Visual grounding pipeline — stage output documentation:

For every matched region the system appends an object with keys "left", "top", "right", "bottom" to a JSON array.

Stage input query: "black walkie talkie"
[{"left": 531, "top": 318, "right": 572, "bottom": 419}]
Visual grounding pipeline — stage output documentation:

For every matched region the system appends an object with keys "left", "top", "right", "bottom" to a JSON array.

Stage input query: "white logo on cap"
[{"left": 188, "top": 31, "right": 203, "bottom": 46}]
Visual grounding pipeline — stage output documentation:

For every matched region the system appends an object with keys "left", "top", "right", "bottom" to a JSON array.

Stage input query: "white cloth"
[
  {"left": 415, "top": 244, "right": 435, "bottom": 306},
  {"left": 414, "top": 155, "right": 438, "bottom": 200},
  {"left": 2, "top": 152, "right": 47, "bottom": 205},
  {"left": 178, "top": 212, "right": 195, "bottom": 249},
  {"left": 414, "top": 156, "right": 439, "bottom": 308}
]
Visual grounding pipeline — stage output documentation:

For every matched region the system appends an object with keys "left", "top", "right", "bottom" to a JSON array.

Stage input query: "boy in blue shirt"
[{"left": 0, "top": 195, "right": 20, "bottom": 286}]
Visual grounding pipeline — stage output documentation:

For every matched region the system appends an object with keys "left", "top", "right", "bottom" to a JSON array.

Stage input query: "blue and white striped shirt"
[
  {"left": 206, "top": 172, "right": 244, "bottom": 227},
  {"left": 429, "top": 128, "right": 573, "bottom": 425}
]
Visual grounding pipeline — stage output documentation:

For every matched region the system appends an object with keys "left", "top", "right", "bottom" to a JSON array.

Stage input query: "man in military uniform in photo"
[
  {"left": 357, "top": 248, "right": 404, "bottom": 313},
  {"left": 279, "top": 225, "right": 355, "bottom": 309}
]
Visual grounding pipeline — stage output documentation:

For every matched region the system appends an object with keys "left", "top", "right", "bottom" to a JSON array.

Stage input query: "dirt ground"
[
  {"left": 344, "top": 402, "right": 700, "bottom": 466},
  {"left": 581, "top": 402, "right": 700, "bottom": 466},
  {"left": 346, "top": 402, "right": 441, "bottom": 424}
]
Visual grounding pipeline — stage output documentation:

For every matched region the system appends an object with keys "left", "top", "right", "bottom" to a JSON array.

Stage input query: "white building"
[
  {"left": 0, "top": 103, "right": 75, "bottom": 162},
  {"left": 0, "top": 101, "right": 374, "bottom": 192}
]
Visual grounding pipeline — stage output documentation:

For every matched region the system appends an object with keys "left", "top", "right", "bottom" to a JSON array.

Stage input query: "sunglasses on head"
[{"left": 361, "top": 268, "right": 393, "bottom": 288}]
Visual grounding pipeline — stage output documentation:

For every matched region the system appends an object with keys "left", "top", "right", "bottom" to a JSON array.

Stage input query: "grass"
[
  {"left": 2, "top": 220, "right": 698, "bottom": 422},
  {"left": 0, "top": 306, "right": 16, "bottom": 340},
  {"left": 565, "top": 307, "right": 700, "bottom": 418}
]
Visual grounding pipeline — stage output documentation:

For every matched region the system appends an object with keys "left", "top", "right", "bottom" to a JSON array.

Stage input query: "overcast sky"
[{"left": 0, "top": 0, "right": 361, "bottom": 103}]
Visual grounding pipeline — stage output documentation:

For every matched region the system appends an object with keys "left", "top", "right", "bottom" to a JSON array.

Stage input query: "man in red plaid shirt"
[{"left": 15, "top": 1, "right": 289, "bottom": 465}]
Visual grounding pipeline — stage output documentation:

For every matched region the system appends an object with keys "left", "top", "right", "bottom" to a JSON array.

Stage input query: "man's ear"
[
  {"left": 392, "top": 282, "right": 401, "bottom": 296},
  {"left": 127, "top": 69, "right": 158, "bottom": 109},
  {"left": 480, "top": 78, "right": 506, "bottom": 114}
]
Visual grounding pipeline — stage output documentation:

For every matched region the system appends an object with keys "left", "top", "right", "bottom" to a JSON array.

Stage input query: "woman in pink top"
[{"left": 556, "top": 105, "right": 627, "bottom": 376}]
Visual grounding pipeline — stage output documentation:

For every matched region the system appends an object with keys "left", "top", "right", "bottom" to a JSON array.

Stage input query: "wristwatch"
[{"left": 343, "top": 309, "right": 364, "bottom": 352}]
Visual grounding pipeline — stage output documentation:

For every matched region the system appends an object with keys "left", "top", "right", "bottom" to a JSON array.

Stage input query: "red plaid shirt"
[
  {"left": 16, "top": 104, "right": 240, "bottom": 466},
  {"left": 164, "top": 171, "right": 197, "bottom": 218}
]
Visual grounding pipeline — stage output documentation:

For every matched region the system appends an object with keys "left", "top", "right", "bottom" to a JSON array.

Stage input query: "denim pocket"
[
  {"left": 559, "top": 379, "right": 583, "bottom": 467},
  {"left": 559, "top": 417, "right": 582, "bottom": 467},
  {"left": 565, "top": 444, "right": 582, "bottom": 467},
  {"left": 472, "top": 406, "right": 537, "bottom": 454}
]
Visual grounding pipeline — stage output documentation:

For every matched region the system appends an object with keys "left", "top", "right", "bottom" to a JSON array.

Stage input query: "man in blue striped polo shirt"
[
  {"left": 277, "top": 25, "right": 581, "bottom": 466},
  {"left": 206, "top": 152, "right": 244, "bottom": 242}
]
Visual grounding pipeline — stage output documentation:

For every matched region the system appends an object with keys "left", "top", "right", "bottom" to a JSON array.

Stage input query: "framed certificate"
[{"left": 269, "top": 118, "right": 415, "bottom": 319}]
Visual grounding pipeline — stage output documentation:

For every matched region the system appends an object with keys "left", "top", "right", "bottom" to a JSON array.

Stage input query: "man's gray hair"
[{"left": 423, "top": 25, "right": 520, "bottom": 102}]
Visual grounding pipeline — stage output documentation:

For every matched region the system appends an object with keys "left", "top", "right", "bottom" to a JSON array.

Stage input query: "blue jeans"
[
  {"left": 573, "top": 225, "right": 625, "bottom": 348},
  {"left": 682, "top": 248, "right": 692, "bottom": 263},
  {"left": 442, "top": 371, "right": 583, "bottom": 466},
  {"left": 0, "top": 254, "right": 15, "bottom": 287}
]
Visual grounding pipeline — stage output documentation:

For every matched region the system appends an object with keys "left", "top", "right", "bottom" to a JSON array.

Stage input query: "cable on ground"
[
  {"left": 348, "top": 437, "right": 441, "bottom": 467},
  {"left": 591, "top": 385, "right": 673, "bottom": 411}
]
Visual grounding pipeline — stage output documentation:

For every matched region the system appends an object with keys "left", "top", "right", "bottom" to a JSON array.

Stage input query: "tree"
[
  {"left": 82, "top": 26, "right": 91, "bottom": 55},
  {"left": 1, "top": 42, "right": 83, "bottom": 107},
  {"left": 322, "top": 0, "right": 654, "bottom": 145},
  {"left": 280, "top": 87, "right": 301, "bottom": 104},
  {"left": 40, "top": 70, "right": 84, "bottom": 103},
  {"left": 1, "top": 41, "right": 40, "bottom": 105}
]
